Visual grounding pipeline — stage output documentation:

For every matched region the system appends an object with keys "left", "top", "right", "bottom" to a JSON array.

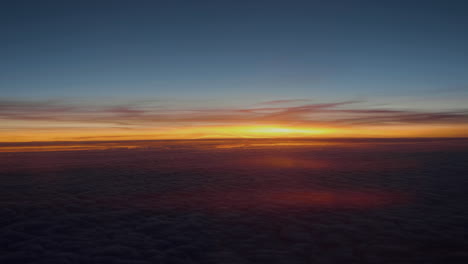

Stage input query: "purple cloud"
[{"left": 1, "top": 98, "right": 468, "bottom": 127}]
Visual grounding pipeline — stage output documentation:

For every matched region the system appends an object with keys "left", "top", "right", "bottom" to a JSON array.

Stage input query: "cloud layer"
[
  {"left": 1, "top": 98, "right": 468, "bottom": 128},
  {"left": 1, "top": 139, "right": 467, "bottom": 263}
]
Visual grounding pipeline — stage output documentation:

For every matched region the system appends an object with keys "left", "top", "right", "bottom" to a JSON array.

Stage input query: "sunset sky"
[{"left": 1, "top": 0, "right": 468, "bottom": 141}]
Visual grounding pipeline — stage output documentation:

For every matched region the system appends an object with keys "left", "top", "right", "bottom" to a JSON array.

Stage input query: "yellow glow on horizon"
[
  {"left": 242, "top": 126, "right": 333, "bottom": 135},
  {"left": 0, "top": 123, "right": 467, "bottom": 142},
  {"left": 0, "top": 124, "right": 335, "bottom": 142},
  {"left": 207, "top": 125, "right": 336, "bottom": 138}
]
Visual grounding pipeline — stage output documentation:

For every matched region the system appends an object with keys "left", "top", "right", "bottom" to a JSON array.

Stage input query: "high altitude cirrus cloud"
[{"left": 1, "top": 98, "right": 468, "bottom": 125}]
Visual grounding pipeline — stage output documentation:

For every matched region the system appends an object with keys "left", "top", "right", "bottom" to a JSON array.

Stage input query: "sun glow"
[
  {"left": 1, "top": 122, "right": 468, "bottom": 143},
  {"left": 230, "top": 126, "right": 334, "bottom": 137}
]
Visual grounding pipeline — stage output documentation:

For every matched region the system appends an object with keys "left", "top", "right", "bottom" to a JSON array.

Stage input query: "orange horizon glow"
[
  {"left": 1, "top": 123, "right": 468, "bottom": 143},
  {"left": 2, "top": 99, "right": 468, "bottom": 143}
]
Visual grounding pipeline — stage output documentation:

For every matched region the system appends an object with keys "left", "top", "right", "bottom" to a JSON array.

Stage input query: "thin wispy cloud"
[
  {"left": 1, "top": 98, "right": 468, "bottom": 128},
  {"left": 258, "top": 99, "right": 311, "bottom": 105}
]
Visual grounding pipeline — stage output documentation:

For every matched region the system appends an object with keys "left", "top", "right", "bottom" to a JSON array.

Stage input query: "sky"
[{"left": 1, "top": 0, "right": 468, "bottom": 141}]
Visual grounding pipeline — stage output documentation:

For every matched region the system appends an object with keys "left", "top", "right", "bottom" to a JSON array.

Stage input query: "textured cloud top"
[{"left": 0, "top": 138, "right": 467, "bottom": 263}]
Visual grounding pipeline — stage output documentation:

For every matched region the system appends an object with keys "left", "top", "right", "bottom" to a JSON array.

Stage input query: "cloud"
[
  {"left": 1, "top": 98, "right": 468, "bottom": 129},
  {"left": 1, "top": 139, "right": 467, "bottom": 263},
  {"left": 258, "top": 99, "right": 311, "bottom": 105}
]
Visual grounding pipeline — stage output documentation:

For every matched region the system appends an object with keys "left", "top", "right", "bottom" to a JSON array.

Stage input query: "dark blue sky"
[{"left": 1, "top": 0, "right": 467, "bottom": 109}]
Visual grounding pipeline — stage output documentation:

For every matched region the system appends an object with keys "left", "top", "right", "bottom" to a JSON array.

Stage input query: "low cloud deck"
[{"left": 0, "top": 138, "right": 467, "bottom": 263}]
